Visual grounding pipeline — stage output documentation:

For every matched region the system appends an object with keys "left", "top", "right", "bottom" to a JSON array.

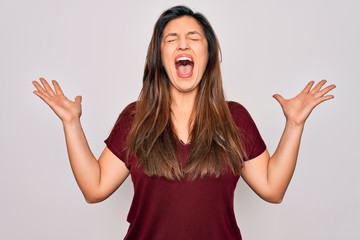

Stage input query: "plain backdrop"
[{"left": 1, "top": 0, "right": 359, "bottom": 239}]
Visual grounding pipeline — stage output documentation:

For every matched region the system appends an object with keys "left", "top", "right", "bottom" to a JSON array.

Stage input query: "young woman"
[{"left": 32, "top": 5, "right": 336, "bottom": 240}]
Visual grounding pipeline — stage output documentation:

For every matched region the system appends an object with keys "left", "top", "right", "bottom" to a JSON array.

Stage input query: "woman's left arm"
[{"left": 241, "top": 80, "right": 336, "bottom": 203}]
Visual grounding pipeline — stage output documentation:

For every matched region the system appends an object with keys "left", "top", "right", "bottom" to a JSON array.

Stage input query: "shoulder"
[
  {"left": 226, "top": 101, "right": 258, "bottom": 131},
  {"left": 105, "top": 102, "right": 137, "bottom": 148},
  {"left": 227, "top": 101, "right": 246, "bottom": 111},
  {"left": 105, "top": 102, "right": 137, "bottom": 164},
  {"left": 118, "top": 101, "right": 137, "bottom": 120},
  {"left": 120, "top": 101, "right": 137, "bottom": 116},
  {"left": 226, "top": 101, "right": 266, "bottom": 159},
  {"left": 113, "top": 101, "right": 137, "bottom": 130},
  {"left": 227, "top": 101, "right": 251, "bottom": 120}
]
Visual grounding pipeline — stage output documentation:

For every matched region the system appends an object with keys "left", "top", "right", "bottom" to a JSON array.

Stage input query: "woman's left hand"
[{"left": 273, "top": 80, "right": 336, "bottom": 127}]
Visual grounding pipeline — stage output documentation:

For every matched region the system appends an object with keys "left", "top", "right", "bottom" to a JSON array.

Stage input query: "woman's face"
[{"left": 161, "top": 16, "right": 209, "bottom": 95}]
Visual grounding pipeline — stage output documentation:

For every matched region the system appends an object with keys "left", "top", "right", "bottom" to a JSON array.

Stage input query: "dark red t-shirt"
[{"left": 105, "top": 101, "right": 266, "bottom": 240}]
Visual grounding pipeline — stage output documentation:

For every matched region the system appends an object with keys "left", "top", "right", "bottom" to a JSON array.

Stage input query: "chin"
[{"left": 174, "top": 80, "right": 199, "bottom": 92}]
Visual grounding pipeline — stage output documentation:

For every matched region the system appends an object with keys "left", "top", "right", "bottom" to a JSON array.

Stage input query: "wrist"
[
  {"left": 285, "top": 119, "right": 305, "bottom": 130},
  {"left": 62, "top": 118, "right": 81, "bottom": 128}
]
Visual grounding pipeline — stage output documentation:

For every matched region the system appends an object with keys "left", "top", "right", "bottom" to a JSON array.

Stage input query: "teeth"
[{"left": 176, "top": 56, "right": 192, "bottom": 62}]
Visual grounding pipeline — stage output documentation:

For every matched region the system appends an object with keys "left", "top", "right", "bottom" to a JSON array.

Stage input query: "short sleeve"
[
  {"left": 228, "top": 101, "right": 266, "bottom": 160},
  {"left": 104, "top": 102, "right": 136, "bottom": 168}
]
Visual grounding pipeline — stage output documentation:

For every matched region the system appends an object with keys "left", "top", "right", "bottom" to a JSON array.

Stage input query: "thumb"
[
  {"left": 272, "top": 93, "right": 285, "bottom": 105},
  {"left": 75, "top": 95, "right": 82, "bottom": 104}
]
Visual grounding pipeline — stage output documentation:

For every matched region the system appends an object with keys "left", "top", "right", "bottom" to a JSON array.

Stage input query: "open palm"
[
  {"left": 33, "top": 78, "right": 82, "bottom": 124},
  {"left": 273, "top": 80, "right": 336, "bottom": 126}
]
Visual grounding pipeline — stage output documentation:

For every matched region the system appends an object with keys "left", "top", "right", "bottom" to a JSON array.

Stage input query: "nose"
[{"left": 178, "top": 37, "right": 189, "bottom": 50}]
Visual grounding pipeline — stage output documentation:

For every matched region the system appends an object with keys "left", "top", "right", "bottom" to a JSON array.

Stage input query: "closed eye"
[
  {"left": 164, "top": 33, "right": 178, "bottom": 43},
  {"left": 188, "top": 31, "right": 202, "bottom": 41},
  {"left": 167, "top": 38, "right": 177, "bottom": 43},
  {"left": 189, "top": 37, "right": 200, "bottom": 41}
]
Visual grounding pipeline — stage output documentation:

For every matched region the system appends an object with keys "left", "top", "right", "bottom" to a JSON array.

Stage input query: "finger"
[
  {"left": 314, "top": 94, "right": 335, "bottom": 107},
  {"left": 33, "top": 79, "right": 56, "bottom": 105},
  {"left": 33, "top": 88, "right": 51, "bottom": 104},
  {"left": 302, "top": 80, "right": 315, "bottom": 93},
  {"left": 272, "top": 94, "right": 285, "bottom": 105},
  {"left": 310, "top": 79, "right": 327, "bottom": 94},
  {"left": 315, "top": 84, "right": 336, "bottom": 99},
  {"left": 32, "top": 80, "right": 46, "bottom": 93},
  {"left": 33, "top": 80, "right": 55, "bottom": 101},
  {"left": 75, "top": 95, "right": 82, "bottom": 104},
  {"left": 52, "top": 80, "right": 64, "bottom": 95},
  {"left": 39, "top": 77, "right": 56, "bottom": 96}
]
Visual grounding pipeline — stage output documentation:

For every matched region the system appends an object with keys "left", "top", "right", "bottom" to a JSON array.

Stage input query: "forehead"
[{"left": 163, "top": 16, "right": 204, "bottom": 35}]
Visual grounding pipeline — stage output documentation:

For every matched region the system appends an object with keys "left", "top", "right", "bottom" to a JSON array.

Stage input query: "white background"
[{"left": 1, "top": 0, "right": 359, "bottom": 239}]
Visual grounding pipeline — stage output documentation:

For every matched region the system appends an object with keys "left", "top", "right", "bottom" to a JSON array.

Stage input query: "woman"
[{"left": 32, "top": 5, "right": 336, "bottom": 240}]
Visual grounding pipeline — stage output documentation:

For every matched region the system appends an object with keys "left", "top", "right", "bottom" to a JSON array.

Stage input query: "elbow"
[
  {"left": 85, "top": 197, "right": 102, "bottom": 204},
  {"left": 83, "top": 192, "right": 107, "bottom": 204},
  {"left": 266, "top": 196, "right": 284, "bottom": 204},
  {"left": 260, "top": 191, "right": 285, "bottom": 204}
]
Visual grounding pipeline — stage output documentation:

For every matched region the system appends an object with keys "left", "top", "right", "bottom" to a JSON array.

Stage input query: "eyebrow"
[
  {"left": 163, "top": 33, "right": 178, "bottom": 39},
  {"left": 188, "top": 31, "right": 202, "bottom": 36},
  {"left": 163, "top": 31, "right": 203, "bottom": 39}
]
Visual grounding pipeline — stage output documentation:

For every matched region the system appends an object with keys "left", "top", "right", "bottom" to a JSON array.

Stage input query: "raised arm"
[
  {"left": 241, "top": 80, "right": 336, "bottom": 203},
  {"left": 33, "top": 78, "right": 129, "bottom": 203}
]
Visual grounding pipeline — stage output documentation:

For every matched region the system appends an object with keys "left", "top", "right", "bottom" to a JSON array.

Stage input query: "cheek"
[
  {"left": 195, "top": 44, "right": 209, "bottom": 69},
  {"left": 161, "top": 48, "right": 173, "bottom": 69},
  {"left": 199, "top": 52, "right": 209, "bottom": 70}
]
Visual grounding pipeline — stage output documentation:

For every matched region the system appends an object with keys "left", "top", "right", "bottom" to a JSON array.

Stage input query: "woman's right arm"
[{"left": 33, "top": 78, "right": 129, "bottom": 203}]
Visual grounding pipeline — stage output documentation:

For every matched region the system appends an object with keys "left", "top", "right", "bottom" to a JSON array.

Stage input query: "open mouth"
[{"left": 175, "top": 55, "right": 194, "bottom": 78}]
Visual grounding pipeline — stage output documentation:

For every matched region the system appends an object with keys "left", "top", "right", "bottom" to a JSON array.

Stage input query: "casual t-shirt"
[{"left": 105, "top": 101, "right": 266, "bottom": 240}]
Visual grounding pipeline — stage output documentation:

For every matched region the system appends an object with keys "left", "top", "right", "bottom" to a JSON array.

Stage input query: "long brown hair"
[{"left": 126, "top": 5, "right": 247, "bottom": 180}]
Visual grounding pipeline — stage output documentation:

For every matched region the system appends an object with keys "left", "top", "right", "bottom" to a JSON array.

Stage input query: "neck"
[
  {"left": 170, "top": 89, "right": 197, "bottom": 113},
  {"left": 170, "top": 90, "right": 197, "bottom": 144}
]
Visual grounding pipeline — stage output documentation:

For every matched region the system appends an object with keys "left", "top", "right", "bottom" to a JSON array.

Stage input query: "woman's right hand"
[{"left": 33, "top": 77, "right": 82, "bottom": 124}]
